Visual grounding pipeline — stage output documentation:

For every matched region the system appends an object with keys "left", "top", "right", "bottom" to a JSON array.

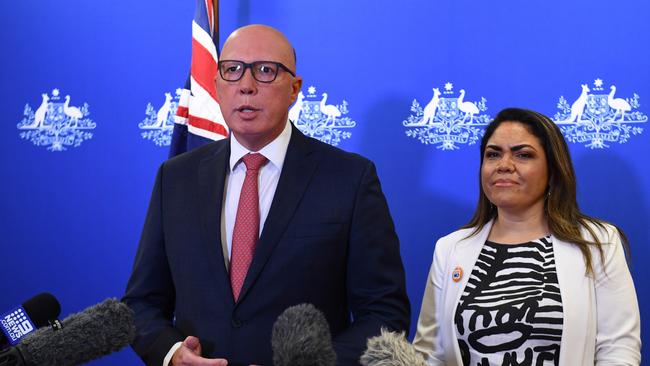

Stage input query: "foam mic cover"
[
  {"left": 359, "top": 328, "right": 427, "bottom": 366},
  {"left": 271, "top": 303, "right": 336, "bottom": 366},
  {"left": 16, "top": 298, "right": 135, "bottom": 366},
  {"left": 1, "top": 293, "right": 61, "bottom": 348}
]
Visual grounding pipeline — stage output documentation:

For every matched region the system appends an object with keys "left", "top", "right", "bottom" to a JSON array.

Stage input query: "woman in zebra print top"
[{"left": 413, "top": 108, "right": 641, "bottom": 365}]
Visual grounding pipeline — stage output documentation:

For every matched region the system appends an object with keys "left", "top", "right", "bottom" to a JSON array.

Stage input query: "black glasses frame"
[{"left": 217, "top": 60, "right": 296, "bottom": 83}]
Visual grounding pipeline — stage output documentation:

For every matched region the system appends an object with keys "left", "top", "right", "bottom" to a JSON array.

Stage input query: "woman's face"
[{"left": 481, "top": 121, "right": 549, "bottom": 214}]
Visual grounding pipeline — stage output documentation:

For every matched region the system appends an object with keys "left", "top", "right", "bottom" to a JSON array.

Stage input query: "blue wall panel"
[{"left": 1, "top": 1, "right": 648, "bottom": 364}]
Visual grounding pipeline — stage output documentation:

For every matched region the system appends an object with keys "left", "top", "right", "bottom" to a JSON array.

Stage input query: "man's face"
[{"left": 217, "top": 26, "right": 302, "bottom": 151}]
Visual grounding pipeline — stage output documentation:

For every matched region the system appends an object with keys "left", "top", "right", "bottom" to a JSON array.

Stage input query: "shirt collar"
[{"left": 229, "top": 119, "right": 292, "bottom": 172}]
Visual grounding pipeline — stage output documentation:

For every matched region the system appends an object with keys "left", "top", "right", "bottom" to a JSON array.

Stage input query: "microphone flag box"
[{"left": 0, "top": 306, "right": 36, "bottom": 346}]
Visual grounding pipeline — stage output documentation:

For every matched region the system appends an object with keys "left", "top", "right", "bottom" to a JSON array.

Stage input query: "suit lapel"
[
  {"left": 450, "top": 222, "right": 492, "bottom": 302},
  {"left": 444, "top": 222, "right": 492, "bottom": 362},
  {"left": 198, "top": 141, "right": 235, "bottom": 304},
  {"left": 237, "top": 127, "right": 320, "bottom": 303},
  {"left": 552, "top": 234, "right": 588, "bottom": 366}
]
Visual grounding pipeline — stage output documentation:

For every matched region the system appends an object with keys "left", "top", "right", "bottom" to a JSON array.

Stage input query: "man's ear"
[{"left": 289, "top": 76, "right": 303, "bottom": 104}]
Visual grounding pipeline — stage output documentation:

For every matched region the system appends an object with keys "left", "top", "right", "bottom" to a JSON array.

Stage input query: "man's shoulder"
[
  {"left": 299, "top": 133, "right": 372, "bottom": 168},
  {"left": 163, "top": 139, "right": 228, "bottom": 171}
]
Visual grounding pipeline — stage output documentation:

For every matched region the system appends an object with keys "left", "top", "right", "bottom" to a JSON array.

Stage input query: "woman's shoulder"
[
  {"left": 576, "top": 220, "right": 627, "bottom": 273},
  {"left": 579, "top": 220, "right": 620, "bottom": 244},
  {"left": 435, "top": 226, "right": 481, "bottom": 252}
]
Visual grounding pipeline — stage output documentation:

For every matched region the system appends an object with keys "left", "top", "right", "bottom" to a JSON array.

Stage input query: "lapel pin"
[{"left": 452, "top": 266, "right": 463, "bottom": 283}]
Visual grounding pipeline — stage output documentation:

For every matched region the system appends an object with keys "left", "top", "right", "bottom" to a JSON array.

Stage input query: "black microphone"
[
  {"left": 0, "top": 293, "right": 61, "bottom": 349},
  {"left": 359, "top": 328, "right": 427, "bottom": 366},
  {"left": 0, "top": 298, "right": 135, "bottom": 366},
  {"left": 271, "top": 303, "right": 336, "bottom": 366}
]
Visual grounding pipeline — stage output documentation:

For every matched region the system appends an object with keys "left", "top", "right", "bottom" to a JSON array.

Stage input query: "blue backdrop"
[{"left": 1, "top": 1, "right": 648, "bottom": 364}]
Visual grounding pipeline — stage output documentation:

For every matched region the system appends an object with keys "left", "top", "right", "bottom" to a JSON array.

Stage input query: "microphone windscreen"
[
  {"left": 19, "top": 298, "right": 135, "bottom": 366},
  {"left": 21, "top": 293, "right": 61, "bottom": 328},
  {"left": 271, "top": 303, "right": 336, "bottom": 366},
  {"left": 360, "top": 328, "right": 428, "bottom": 366}
]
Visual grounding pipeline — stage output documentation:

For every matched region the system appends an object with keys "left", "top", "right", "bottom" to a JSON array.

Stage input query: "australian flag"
[{"left": 170, "top": 0, "right": 228, "bottom": 157}]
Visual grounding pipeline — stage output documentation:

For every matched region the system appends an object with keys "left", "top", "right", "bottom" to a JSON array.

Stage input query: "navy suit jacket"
[{"left": 123, "top": 126, "right": 410, "bottom": 366}]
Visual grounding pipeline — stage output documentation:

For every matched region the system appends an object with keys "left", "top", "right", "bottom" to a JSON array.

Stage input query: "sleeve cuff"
[{"left": 163, "top": 342, "right": 183, "bottom": 366}]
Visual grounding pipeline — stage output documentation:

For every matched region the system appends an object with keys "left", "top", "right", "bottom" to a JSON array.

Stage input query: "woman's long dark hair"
[{"left": 463, "top": 108, "right": 629, "bottom": 274}]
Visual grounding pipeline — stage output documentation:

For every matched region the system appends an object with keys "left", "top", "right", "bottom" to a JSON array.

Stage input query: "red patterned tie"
[{"left": 230, "top": 153, "right": 268, "bottom": 301}]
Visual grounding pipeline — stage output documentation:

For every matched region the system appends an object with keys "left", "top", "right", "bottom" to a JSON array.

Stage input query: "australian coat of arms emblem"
[
  {"left": 16, "top": 89, "right": 96, "bottom": 151},
  {"left": 139, "top": 90, "right": 180, "bottom": 146},
  {"left": 403, "top": 82, "right": 490, "bottom": 150},
  {"left": 553, "top": 79, "right": 647, "bottom": 148},
  {"left": 289, "top": 86, "right": 356, "bottom": 147}
]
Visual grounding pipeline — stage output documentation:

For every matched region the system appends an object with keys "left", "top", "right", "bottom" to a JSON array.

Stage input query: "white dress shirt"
[
  {"left": 163, "top": 120, "right": 292, "bottom": 366},
  {"left": 222, "top": 119, "right": 291, "bottom": 263}
]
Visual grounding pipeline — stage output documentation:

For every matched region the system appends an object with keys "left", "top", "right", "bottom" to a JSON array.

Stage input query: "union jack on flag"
[{"left": 170, "top": 0, "right": 228, "bottom": 157}]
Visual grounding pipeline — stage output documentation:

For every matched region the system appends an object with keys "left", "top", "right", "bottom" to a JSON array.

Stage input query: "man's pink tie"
[{"left": 230, "top": 153, "right": 268, "bottom": 301}]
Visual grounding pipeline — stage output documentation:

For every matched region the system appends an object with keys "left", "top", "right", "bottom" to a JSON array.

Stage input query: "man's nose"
[{"left": 238, "top": 68, "right": 257, "bottom": 95}]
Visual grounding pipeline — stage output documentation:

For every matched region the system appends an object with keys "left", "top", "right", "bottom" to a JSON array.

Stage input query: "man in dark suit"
[{"left": 123, "top": 24, "right": 410, "bottom": 366}]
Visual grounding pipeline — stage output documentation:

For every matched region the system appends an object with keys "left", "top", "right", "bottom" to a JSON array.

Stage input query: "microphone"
[
  {"left": 1, "top": 293, "right": 61, "bottom": 348},
  {"left": 359, "top": 328, "right": 427, "bottom": 366},
  {"left": 271, "top": 303, "right": 336, "bottom": 366},
  {"left": 0, "top": 298, "right": 135, "bottom": 366}
]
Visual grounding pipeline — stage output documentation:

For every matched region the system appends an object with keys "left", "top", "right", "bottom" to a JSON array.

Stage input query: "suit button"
[{"left": 231, "top": 318, "right": 242, "bottom": 328}]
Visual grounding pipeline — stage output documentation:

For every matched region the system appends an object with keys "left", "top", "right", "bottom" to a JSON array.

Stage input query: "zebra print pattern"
[{"left": 454, "top": 237, "right": 563, "bottom": 366}]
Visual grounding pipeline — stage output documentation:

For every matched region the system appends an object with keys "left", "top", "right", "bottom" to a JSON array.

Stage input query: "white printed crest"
[{"left": 17, "top": 89, "right": 96, "bottom": 151}]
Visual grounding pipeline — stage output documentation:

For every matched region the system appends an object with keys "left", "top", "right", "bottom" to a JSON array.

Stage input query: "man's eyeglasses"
[{"left": 217, "top": 60, "right": 296, "bottom": 83}]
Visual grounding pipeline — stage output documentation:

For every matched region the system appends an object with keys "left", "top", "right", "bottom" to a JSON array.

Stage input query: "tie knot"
[{"left": 241, "top": 153, "right": 268, "bottom": 171}]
